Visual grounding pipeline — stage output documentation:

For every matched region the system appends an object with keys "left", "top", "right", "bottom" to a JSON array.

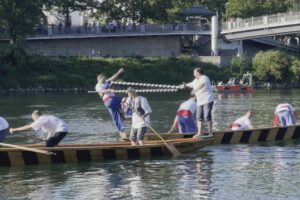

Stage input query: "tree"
[
  {"left": 252, "top": 50, "right": 293, "bottom": 83},
  {"left": 95, "top": 0, "right": 156, "bottom": 23},
  {"left": 44, "top": 0, "right": 98, "bottom": 26},
  {"left": 291, "top": 59, "right": 300, "bottom": 82},
  {"left": 0, "top": 0, "right": 44, "bottom": 45},
  {"left": 95, "top": 0, "right": 226, "bottom": 24},
  {"left": 226, "top": 0, "right": 289, "bottom": 19},
  {"left": 229, "top": 55, "right": 250, "bottom": 79}
]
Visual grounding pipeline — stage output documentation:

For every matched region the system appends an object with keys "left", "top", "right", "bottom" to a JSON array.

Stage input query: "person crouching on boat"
[
  {"left": 168, "top": 97, "right": 197, "bottom": 134},
  {"left": 9, "top": 110, "right": 68, "bottom": 147},
  {"left": 95, "top": 68, "right": 125, "bottom": 132},
  {"left": 0, "top": 116, "right": 9, "bottom": 142},
  {"left": 230, "top": 110, "right": 254, "bottom": 131},
  {"left": 126, "top": 87, "right": 152, "bottom": 146},
  {"left": 273, "top": 103, "right": 297, "bottom": 127}
]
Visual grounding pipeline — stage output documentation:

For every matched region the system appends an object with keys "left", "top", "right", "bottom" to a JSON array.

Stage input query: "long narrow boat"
[
  {"left": 120, "top": 125, "right": 300, "bottom": 144},
  {"left": 0, "top": 138, "right": 213, "bottom": 167}
]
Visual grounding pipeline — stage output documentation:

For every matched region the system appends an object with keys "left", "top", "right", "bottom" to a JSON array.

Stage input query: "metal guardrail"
[
  {"left": 222, "top": 11, "right": 300, "bottom": 33},
  {"left": 0, "top": 23, "right": 211, "bottom": 39}
]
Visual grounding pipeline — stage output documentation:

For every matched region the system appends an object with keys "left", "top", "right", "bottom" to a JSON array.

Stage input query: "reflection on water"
[{"left": 0, "top": 90, "right": 300, "bottom": 199}]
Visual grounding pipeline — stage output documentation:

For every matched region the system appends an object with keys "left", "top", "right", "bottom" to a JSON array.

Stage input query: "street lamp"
[{"left": 225, "top": 2, "right": 230, "bottom": 21}]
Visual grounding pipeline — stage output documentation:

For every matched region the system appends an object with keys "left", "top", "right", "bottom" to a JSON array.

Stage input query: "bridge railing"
[
  {"left": 0, "top": 23, "right": 211, "bottom": 39},
  {"left": 222, "top": 11, "right": 300, "bottom": 33}
]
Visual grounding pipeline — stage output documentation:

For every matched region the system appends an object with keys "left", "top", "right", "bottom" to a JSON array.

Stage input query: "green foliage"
[
  {"left": 0, "top": 54, "right": 230, "bottom": 90},
  {"left": 229, "top": 55, "right": 250, "bottom": 79},
  {"left": 226, "top": 0, "right": 289, "bottom": 18},
  {"left": 252, "top": 50, "right": 293, "bottom": 83},
  {"left": 0, "top": 0, "right": 44, "bottom": 45},
  {"left": 291, "top": 59, "right": 300, "bottom": 81},
  {"left": 95, "top": 0, "right": 226, "bottom": 23},
  {"left": 44, "top": 0, "right": 98, "bottom": 25}
]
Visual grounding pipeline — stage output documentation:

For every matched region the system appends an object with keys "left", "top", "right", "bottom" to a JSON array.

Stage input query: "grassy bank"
[{"left": 0, "top": 55, "right": 230, "bottom": 90}]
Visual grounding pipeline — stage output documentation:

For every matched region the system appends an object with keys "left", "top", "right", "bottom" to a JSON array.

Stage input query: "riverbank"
[{"left": 0, "top": 55, "right": 230, "bottom": 92}]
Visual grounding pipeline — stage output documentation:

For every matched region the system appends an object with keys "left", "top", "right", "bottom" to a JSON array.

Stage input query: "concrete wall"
[{"left": 25, "top": 36, "right": 181, "bottom": 57}]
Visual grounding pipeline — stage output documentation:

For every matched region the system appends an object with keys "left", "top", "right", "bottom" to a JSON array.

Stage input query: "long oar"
[
  {"left": 0, "top": 143, "right": 55, "bottom": 155},
  {"left": 22, "top": 134, "right": 45, "bottom": 143},
  {"left": 126, "top": 103, "right": 181, "bottom": 157}
]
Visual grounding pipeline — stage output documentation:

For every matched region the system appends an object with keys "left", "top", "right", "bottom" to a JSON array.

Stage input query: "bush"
[
  {"left": 0, "top": 54, "right": 230, "bottom": 90},
  {"left": 229, "top": 55, "right": 251, "bottom": 79},
  {"left": 252, "top": 50, "right": 293, "bottom": 83}
]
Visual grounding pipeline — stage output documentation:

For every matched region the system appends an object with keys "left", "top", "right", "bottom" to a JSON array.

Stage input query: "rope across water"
[
  {"left": 88, "top": 88, "right": 178, "bottom": 94},
  {"left": 111, "top": 81, "right": 180, "bottom": 89}
]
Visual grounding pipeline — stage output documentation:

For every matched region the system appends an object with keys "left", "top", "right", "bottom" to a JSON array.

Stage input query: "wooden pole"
[
  {"left": 126, "top": 102, "right": 181, "bottom": 157},
  {"left": 0, "top": 143, "right": 55, "bottom": 155}
]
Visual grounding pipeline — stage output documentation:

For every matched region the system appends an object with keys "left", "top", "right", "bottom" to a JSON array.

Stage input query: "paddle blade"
[{"left": 165, "top": 143, "right": 181, "bottom": 157}]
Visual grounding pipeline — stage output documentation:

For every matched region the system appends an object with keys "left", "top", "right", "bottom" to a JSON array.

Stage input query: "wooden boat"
[
  {"left": 120, "top": 125, "right": 300, "bottom": 145},
  {"left": 215, "top": 85, "right": 254, "bottom": 93},
  {"left": 0, "top": 138, "right": 213, "bottom": 167},
  {"left": 215, "top": 72, "right": 254, "bottom": 93}
]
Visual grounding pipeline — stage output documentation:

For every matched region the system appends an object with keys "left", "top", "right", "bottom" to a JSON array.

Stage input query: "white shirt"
[
  {"left": 231, "top": 116, "right": 252, "bottom": 131},
  {"left": 31, "top": 115, "right": 69, "bottom": 138},
  {"left": 95, "top": 83, "right": 102, "bottom": 94},
  {"left": 178, "top": 99, "right": 196, "bottom": 114},
  {"left": 275, "top": 103, "right": 295, "bottom": 114},
  {"left": 0, "top": 117, "right": 9, "bottom": 131},
  {"left": 186, "top": 75, "right": 214, "bottom": 106},
  {"left": 129, "top": 96, "right": 152, "bottom": 129}
]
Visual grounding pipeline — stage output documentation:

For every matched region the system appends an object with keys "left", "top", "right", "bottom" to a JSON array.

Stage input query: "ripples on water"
[{"left": 1, "top": 90, "right": 300, "bottom": 199}]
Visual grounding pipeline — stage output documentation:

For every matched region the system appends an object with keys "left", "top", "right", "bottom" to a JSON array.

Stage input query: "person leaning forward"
[
  {"left": 179, "top": 67, "right": 214, "bottom": 138},
  {"left": 0, "top": 116, "right": 9, "bottom": 142},
  {"left": 10, "top": 110, "right": 69, "bottom": 147}
]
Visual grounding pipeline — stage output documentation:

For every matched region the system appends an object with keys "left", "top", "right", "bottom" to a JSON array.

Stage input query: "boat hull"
[
  {"left": 216, "top": 85, "right": 254, "bottom": 93},
  {"left": 120, "top": 125, "right": 300, "bottom": 145},
  {"left": 0, "top": 138, "right": 213, "bottom": 167}
]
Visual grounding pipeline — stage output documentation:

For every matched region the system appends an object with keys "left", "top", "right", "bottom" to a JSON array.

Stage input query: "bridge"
[
  {"left": 0, "top": 23, "right": 211, "bottom": 41},
  {"left": 221, "top": 11, "right": 300, "bottom": 40},
  {"left": 1, "top": 11, "right": 299, "bottom": 58}
]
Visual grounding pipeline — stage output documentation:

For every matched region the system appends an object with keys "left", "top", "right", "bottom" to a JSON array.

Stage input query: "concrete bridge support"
[
  {"left": 211, "top": 15, "right": 218, "bottom": 56},
  {"left": 237, "top": 40, "right": 243, "bottom": 57}
]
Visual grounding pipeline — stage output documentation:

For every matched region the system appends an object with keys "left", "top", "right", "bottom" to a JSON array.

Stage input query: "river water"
[{"left": 0, "top": 90, "right": 300, "bottom": 200}]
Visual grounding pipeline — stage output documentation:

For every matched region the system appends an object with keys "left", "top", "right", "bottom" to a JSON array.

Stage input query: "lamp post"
[{"left": 225, "top": 2, "right": 230, "bottom": 21}]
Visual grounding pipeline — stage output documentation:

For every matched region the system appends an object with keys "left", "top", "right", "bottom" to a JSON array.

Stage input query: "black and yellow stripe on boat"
[
  {"left": 120, "top": 125, "right": 300, "bottom": 145},
  {"left": 0, "top": 138, "right": 213, "bottom": 167}
]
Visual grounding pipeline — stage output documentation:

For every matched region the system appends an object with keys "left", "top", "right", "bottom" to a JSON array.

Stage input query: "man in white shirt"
[
  {"left": 230, "top": 111, "right": 254, "bottom": 131},
  {"left": 0, "top": 116, "right": 9, "bottom": 142},
  {"left": 10, "top": 110, "right": 69, "bottom": 147},
  {"left": 180, "top": 68, "right": 214, "bottom": 138},
  {"left": 168, "top": 97, "right": 197, "bottom": 134},
  {"left": 273, "top": 103, "right": 297, "bottom": 127},
  {"left": 126, "top": 87, "right": 152, "bottom": 145}
]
